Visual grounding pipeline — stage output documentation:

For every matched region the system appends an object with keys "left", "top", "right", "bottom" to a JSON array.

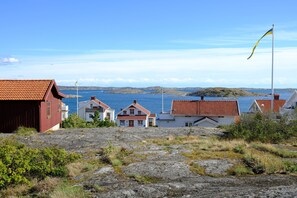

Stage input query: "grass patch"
[
  {"left": 189, "top": 162, "right": 206, "bottom": 175},
  {"left": 183, "top": 150, "right": 242, "bottom": 160},
  {"left": 15, "top": 126, "right": 37, "bottom": 136},
  {"left": 252, "top": 143, "right": 297, "bottom": 158},
  {"left": 98, "top": 143, "right": 133, "bottom": 167},
  {"left": 49, "top": 181, "right": 90, "bottom": 198},
  {"left": 243, "top": 149, "right": 286, "bottom": 174},
  {"left": 227, "top": 164, "right": 253, "bottom": 176}
]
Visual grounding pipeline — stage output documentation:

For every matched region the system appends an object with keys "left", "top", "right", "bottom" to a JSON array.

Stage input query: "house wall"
[
  {"left": 116, "top": 118, "right": 147, "bottom": 127},
  {"left": 158, "top": 116, "right": 235, "bottom": 127},
  {"left": 0, "top": 101, "right": 40, "bottom": 133},
  {"left": 117, "top": 106, "right": 149, "bottom": 127},
  {"left": 79, "top": 100, "right": 115, "bottom": 122},
  {"left": 39, "top": 89, "right": 62, "bottom": 132}
]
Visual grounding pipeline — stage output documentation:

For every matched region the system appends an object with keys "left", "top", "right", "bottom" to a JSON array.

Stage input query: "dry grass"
[
  {"left": 252, "top": 143, "right": 297, "bottom": 158},
  {"left": 49, "top": 182, "right": 89, "bottom": 198},
  {"left": 0, "top": 183, "right": 31, "bottom": 197},
  {"left": 243, "top": 149, "right": 286, "bottom": 174}
]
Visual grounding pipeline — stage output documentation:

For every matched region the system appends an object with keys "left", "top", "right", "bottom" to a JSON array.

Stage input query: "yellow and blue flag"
[{"left": 247, "top": 28, "right": 273, "bottom": 60}]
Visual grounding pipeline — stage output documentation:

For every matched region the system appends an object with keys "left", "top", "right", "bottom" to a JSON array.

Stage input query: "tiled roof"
[
  {"left": 133, "top": 103, "right": 151, "bottom": 115},
  {"left": 255, "top": 99, "right": 286, "bottom": 113},
  {"left": 171, "top": 100, "right": 240, "bottom": 116},
  {"left": 93, "top": 98, "right": 110, "bottom": 109},
  {"left": 0, "top": 80, "right": 64, "bottom": 100}
]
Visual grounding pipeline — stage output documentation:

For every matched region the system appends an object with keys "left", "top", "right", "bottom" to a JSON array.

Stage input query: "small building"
[
  {"left": 249, "top": 94, "right": 286, "bottom": 114},
  {"left": 280, "top": 91, "right": 297, "bottom": 117},
  {"left": 117, "top": 100, "right": 156, "bottom": 127},
  {"left": 78, "top": 96, "right": 115, "bottom": 122},
  {"left": 158, "top": 100, "right": 240, "bottom": 128},
  {"left": 0, "top": 80, "right": 65, "bottom": 133},
  {"left": 61, "top": 102, "right": 69, "bottom": 121}
]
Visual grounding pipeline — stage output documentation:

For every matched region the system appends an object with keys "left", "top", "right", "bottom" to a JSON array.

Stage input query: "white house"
[
  {"left": 61, "top": 102, "right": 69, "bottom": 121},
  {"left": 281, "top": 91, "right": 297, "bottom": 117},
  {"left": 158, "top": 100, "right": 240, "bottom": 128},
  {"left": 117, "top": 100, "right": 156, "bottom": 127},
  {"left": 249, "top": 94, "right": 285, "bottom": 114},
  {"left": 78, "top": 96, "right": 115, "bottom": 122}
]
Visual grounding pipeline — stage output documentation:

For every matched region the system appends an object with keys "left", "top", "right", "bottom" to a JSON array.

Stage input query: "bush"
[
  {"left": 15, "top": 126, "right": 37, "bottom": 136},
  {"left": 226, "top": 113, "right": 297, "bottom": 143},
  {"left": 62, "top": 113, "right": 116, "bottom": 128},
  {"left": 0, "top": 138, "right": 80, "bottom": 189}
]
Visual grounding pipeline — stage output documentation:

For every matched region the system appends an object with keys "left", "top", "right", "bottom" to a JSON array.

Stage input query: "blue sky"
[{"left": 1, "top": 0, "right": 297, "bottom": 87}]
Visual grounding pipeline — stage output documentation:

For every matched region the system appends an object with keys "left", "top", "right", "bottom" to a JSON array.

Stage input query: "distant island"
[
  {"left": 187, "top": 87, "right": 263, "bottom": 97},
  {"left": 59, "top": 86, "right": 292, "bottom": 97}
]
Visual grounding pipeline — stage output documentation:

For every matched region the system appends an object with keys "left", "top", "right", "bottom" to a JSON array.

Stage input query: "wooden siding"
[
  {"left": 39, "top": 87, "right": 62, "bottom": 132},
  {"left": 0, "top": 101, "right": 40, "bottom": 133}
]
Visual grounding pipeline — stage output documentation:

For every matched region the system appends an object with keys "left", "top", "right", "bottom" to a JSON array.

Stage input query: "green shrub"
[
  {"left": 0, "top": 138, "right": 80, "bottom": 189},
  {"left": 62, "top": 114, "right": 87, "bottom": 128},
  {"left": 226, "top": 113, "right": 296, "bottom": 143},
  {"left": 62, "top": 113, "right": 116, "bottom": 128},
  {"left": 15, "top": 126, "right": 37, "bottom": 136}
]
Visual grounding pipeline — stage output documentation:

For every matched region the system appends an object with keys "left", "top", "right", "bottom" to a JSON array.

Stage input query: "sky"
[{"left": 1, "top": 0, "right": 297, "bottom": 88}]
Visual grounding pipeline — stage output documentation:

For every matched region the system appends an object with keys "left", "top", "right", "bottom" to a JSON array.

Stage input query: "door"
[{"left": 129, "top": 120, "right": 134, "bottom": 127}]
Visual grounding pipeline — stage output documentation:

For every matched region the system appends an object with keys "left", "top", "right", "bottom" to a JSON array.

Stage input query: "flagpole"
[
  {"left": 76, "top": 81, "right": 78, "bottom": 115},
  {"left": 271, "top": 24, "right": 274, "bottom": 112},
  {"left": 161, "top": 87, "right": 164, "bottom": 113}
]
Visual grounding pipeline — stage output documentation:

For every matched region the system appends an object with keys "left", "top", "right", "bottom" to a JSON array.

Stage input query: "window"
[
  {"left": 138, "top": 120, "right": 143, "bottom": 126},
  {"left": 123, "top": 110, "right": 127, "bottom": 115},
  {"left": 130, "top": 109, "right": 134, "bottom": 115},
  {"left": 138, "top": 111, "right": 141, "bottom": 115},
  {"left": 89, "top": 114, "right": 93, "bottom": 118},
  {"left": 46, "top": 102, "right": 51, "bottom": 118},
  {"left": 185, "top": 122, "right": 192, "bottom": 127},
  {"left": 120, "top": 120, "right": 125, "bottom": 126},
  {"left": 90, "top": 104, "right": 93, "bottom": 108}
]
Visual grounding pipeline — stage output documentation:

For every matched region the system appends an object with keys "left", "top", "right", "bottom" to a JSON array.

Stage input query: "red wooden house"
[{"left": 0, "top": 80, "right": 65, "bottom": 133}]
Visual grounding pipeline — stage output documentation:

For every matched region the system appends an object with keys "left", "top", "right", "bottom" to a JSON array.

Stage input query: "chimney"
[
  {"left": 274, "top": 94, "right": 280, "bottom": 100},
  {"left": 200, "top": 96, "right": 204, "bottom": 101},
  {"left": 133, "top": 100, "right": 137, "bottom": 104},
  {"left": 91, "top": 96, "right": 96, "bottom": 100}
]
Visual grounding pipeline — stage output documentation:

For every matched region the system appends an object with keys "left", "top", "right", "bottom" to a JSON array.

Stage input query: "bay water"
[{"left": 62, "top": 89, "right": 294, "bottom": 116}]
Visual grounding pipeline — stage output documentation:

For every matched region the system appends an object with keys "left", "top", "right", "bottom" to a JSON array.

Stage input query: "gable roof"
[
  {"left": 171, "top": 100, "right": 240, "bottom": 116},
  {"left": 0, "top": 80, "right": 65, "bottom": 100},
  {"left": 92, "top": 98, "right": 110, "bottom": 109},
  {"left": 254, "top": 99, "right": 286, "bottom": 113},
  {"left": 117, "top": 100, "right": 151, "bottom": 116},
  {"left": 283, "top": 90, "right": 297, "bottom": 108}
]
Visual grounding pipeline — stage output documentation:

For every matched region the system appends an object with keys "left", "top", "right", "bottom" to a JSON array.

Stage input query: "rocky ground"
[{"left": 3, "top": 127, "right": 297, "bottom": 197}]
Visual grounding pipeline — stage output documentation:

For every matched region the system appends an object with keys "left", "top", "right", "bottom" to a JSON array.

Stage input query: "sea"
[{"left": 61, "top": 89, "right": 295, "bottom": 116}]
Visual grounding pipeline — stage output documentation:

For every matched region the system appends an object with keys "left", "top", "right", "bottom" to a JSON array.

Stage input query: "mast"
[{"left": 271, "top": 24, "right": 274, "bottom": 112}]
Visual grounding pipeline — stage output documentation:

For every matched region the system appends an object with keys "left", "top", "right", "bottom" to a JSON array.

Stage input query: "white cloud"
[
  {"left": 1, "top": 47, "right": 297, "bottom": 88},
  {"left": 1, "top": 57, "right": 19, "bottom": 64}
]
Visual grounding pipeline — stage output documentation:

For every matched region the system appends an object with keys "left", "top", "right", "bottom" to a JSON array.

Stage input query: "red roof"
[
  {"left": 117, "top": 115, "right": 147, "bottom": 120},
  {"left": 255, "top": 99, "right": 286, "bottom": 113},
  {"left": 92, "top": 98, "right": 110, "bottom": 109},
  {"left": 171, "top": 100, "right": 240, "bottom": 116},
  {"left": 132, "top": 103, "right": 151, "bottom": 115},
  {"left": 0, "top": 80, "right": 65, "bottom": 100}
]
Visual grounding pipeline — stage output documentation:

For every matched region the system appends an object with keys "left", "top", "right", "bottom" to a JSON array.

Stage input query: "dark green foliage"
[
  {"left": 226, "top": 113, "right": 297, "bottom": 143},
  {"left": 0, "top": 138, "right": 80, "bottom": 189},
  {"left": 62, "top": 114, "right": 87, "bottom": 128},
  {"left": 62, "top": 112, "right": 116, "bottom": 128}
]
